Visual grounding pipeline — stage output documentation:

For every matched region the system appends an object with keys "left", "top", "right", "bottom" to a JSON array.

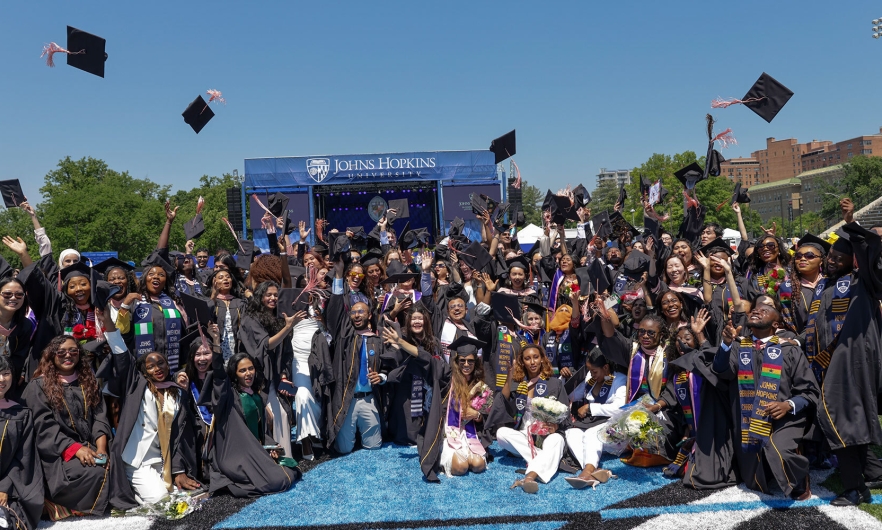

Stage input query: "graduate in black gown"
[
  {"left": 22, "top": 335, "right": 138, "bottom": 519},
  {"left": 713, "top": 296, "right": 819, "bottom": 499},
  {"left": 206, "top": 268, "right": 246, "bottom": 364},
  {"left": 201, "top": 325, "right": 300, "bottom": 497},
  {"left": 0, "top": 275, "right": 36, "bottom": 399},
  {"left": 809, "top": 205, "right": 882, "bottom": 506},
  {"left": 0, "top": 355, "right": 43, "bottom": 530}
]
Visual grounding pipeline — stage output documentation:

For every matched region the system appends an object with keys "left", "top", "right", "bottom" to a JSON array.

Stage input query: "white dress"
[{"left": 290, "top": 318, "right": 323, "bottom": 442}]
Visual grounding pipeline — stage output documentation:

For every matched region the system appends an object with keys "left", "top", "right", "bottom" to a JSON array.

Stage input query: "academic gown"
[
  {"left": 325, "top": 291, "right": 394, "bottom": 449},
  {"left": 472, "top": 315, "right": 522, "bottom": 392},
  {"left": 22, "top": 376, "right": 138, "bottom": 514},
  {"left": 485, "top": 376, "right": 571, "bottom": 434},
  {"left": 199, "top": 349, "right": 299, "bottom": 497},
  {"left": 406, "top": 345, "right": 492, "bottom": 482},
  {"left": 668, "top": 343, "right": 737, "bottom": 490},
  {"left": 208, "top": 297, "right": 245, "bottom": 339},
  {"left": 301, "top": 328, "right": 334, "bottom": 442},
  {"left": 238, "top": 313, "right": 293, "bottom": 394},
  {"left": 0, "top": 403, "right": 44, "bottom": 530},
  {"left": 98, "top": 339, "right": 199, "bottom": 490},
  {"left": 17, "top": 262, "right": 73, "bottom": 384},
  {"left": 383, "top": 339, "right": 440, "bottom": 446},
  {"left": 3, "top": 320, "right": 36, "bottom": 400},
  {"left": 814, "top": 223, "right": 882, "bottom": 450},
  {"left": 713, "top": 341, "right": 819, "bottom": 495}
]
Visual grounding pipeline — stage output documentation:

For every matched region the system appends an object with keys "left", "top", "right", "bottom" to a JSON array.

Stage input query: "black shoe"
[
  {"left": 865, "top": 480, "right": 882, "bottom": 489},
  {"left": 862, "top": 487, "right": 873, "bottom": 503},
  {"left": 831, "top": 489, "right": 864, "bottom": 507}
]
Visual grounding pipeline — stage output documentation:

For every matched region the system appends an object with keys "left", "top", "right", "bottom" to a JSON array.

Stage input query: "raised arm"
[{"left": 157, "top": 201, "right": 178, "bottom": 251}]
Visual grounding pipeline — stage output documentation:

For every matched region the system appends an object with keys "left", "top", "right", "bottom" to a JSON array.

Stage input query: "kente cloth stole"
[
  {"left": 445, "top": 397, "right": 485, "bottom": 456},
  {"left": 737, "top": 336, "right": 783, "bottom": 453},
  {"left": 134, "top": 294, "right": 182, "bottom": 371},
  {"left": 626, "top": 342, "right": 667, "bottom": 402},
  {"left": 494, "top": 327, "right": 516, "bottom": 391},
  {"left": 805, "top": 275, "right": 850, "bottom": 383}
]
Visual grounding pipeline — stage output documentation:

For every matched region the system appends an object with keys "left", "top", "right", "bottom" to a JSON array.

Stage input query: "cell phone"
[
  {"left": 277, "top": 380, "right": 296, "bottom": 395},
  {"left": 263, "top": 445, "right": 285, "bottom": 456},
  {"left": 384, "top": 317, "right": 401, "bottom": 338},
  {"left": 94, "top": 454, "right": 107, "bottom": 465}
]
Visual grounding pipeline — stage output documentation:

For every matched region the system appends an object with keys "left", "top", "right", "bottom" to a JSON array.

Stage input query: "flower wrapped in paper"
[
  {"left": 598, "top": 396, "right": 665, "bottom": 456},
  {"left": 112, "top": 490, "right": 208, "bottom": 520},
  {"left": 469, "top": 381, "right": 494, "bottom": 415},
  {"left": 528, "top": 396, "right": 569, "bottom": 455}
]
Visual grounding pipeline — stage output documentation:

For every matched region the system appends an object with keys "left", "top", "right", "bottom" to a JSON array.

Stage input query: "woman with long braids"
[
  {"left": 0, "top": 354, "right": 44, "bottom": 530},
  {"left": 239, "top": 281, "right": 302, "bottom": 461},
  {"left": 22, "top": 336, "right": 137, "bottom": 519},
  {"left": 743, "top": 233, "right": 795, "bottom": 331},
  {"left": 789, "top": 234, "right": 830, "bottom": 333},
  {"left": 207, "top": 268, "right": 246, "bottom": 364}
]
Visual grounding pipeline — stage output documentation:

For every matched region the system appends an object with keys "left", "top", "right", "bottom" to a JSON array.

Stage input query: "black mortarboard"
[
  {"left": 523, "top": 240, "right": 541, "bottom": 260},
  {"left": 591, "top": 210, "right": 613, "bottom": 240},
  {"left": 328, "top": 232, "right": 351, "bottom": 261},
  {"left": 491, "top": 292, "right": 521, "bottom": 325},
  {"left": 433, "top": 245, "right": 450, "bottom": 262},
  {"left": 459, "top": 241, "right": 492, "bottom": 271},
  {"left": 276, "top": 288, "right": 310, "bottom": 317},
  {"left": 489, "top": 129, "right": 516, "bottom": 165},
  {"left": 643, "top": 215, "right": 660, "bottom": 240},
  {"left": 184, "top": 213, "right": 205, "bottom": 240},
  {"left": 235, "top": 240, "right": 255, "bottom": 270},
  {"left": 796, "top": 233, "right": 831, "bottom": 255},
  {"left": 0, "top": 255, "right": 14, "bottom": 280},
  {"left": 180, "top": 292, "right": 212, "bottom": 327},
  {"left": 616, "top": 185, "right": 627, "bottom": 208},
  {"left": 698, "top": 237, "right": 735, "bottom": 258},
  {"left": 381, "top": 271, "right": 420, "bottom": 285},
  {"left": 509, "top": 205, "right": 526, "bottom": 228},
  {"left": 449, "top": 217, "right": 465, "bottom": 238},
  {"left": 572, "top": 184, "right": 591, "bottom": 207},
  {"left": 564, "top": 364, "right": 589, "bottom": 395},
  {"left": 179, "top": 326, "right": 208, "bottom": 358},
  {"left": 831, "top": 230, "right": 854, "bottom": 256},
  {"left": 82, "top": 339, "right": 108, "bottom": 355},
  {"left": 505, "top": 255, "right": 531, "bottom": 273},
  {"left": 347, "top": 226, "right": 367, "bottom": 250},
  {"left": 182, "top": 96, "right": 214, "bottom": 134},
  {"left": 444, "top": 282, "right": 467, "bottom": 302},
  {"left": 480, "top": 194, "right": 499, "bottom": 214},
  {"left": 674, "top": 162, "right": 706, "bottom": 191},
  {"left": 740, "top": 72, "right": 794, "bottom": 123},
  {"left": 622, "top": 250, "right": 651, "bottom": 279},
  {"left": 268, "top": 193, "right": 289, "bottom": 218},
  {"left": 677, "top": 204, "right": 706, "bottom": 244},
  {"left": 447, "top": 335, "right": 487, "bottom": 355},
  {"left": 406, "top": 228, "right": 430, "bottom": 249},
  {"left": 311, "top": 241, "right": 328, "bottom": 256},
  {"left": 66, "top": 26, "right": 107, "bottom": 78},
  {"left": 733, "top": 182, "right": 750, "bottom": 204},
  {"left": 0, "top": 180, "right": 26, "bottom": 208},
  {"left": 704, "top": 148, "right": 724, "bottom": 181},
  {"left": 470, "top": 194, "right": 489, "bottom": 216},
  {"left": 90, "top": 269, "right": 119, "bottom": 308},
  {"left": 360, "top": 247, "right": 384, "bottom": 267},
  {"left": 492, "top": 201, "right": 510, "bottom": 228},
  {"left": 521, "top": 294, "right": 547, "bottom": 318},
  {"left": 587, "top": 258, "right": 612, "bottom": 295},
  {"left": 141, "top": 250, "right": 176, "bottom": 276},
  {"left": 609, "top": 211, "right": 639, "bottom": 240},
  {"left": 93, "top": 257, "right": 134, "bottom": 275},
  {"left": 387, "top": 199, "right": 409, "bottom": 222},
  {"left": 288, "top": 265, "right": 306, "bottom": 284},
  {"left": 543, "top": 190, "right": 580, "bottom": 224}
]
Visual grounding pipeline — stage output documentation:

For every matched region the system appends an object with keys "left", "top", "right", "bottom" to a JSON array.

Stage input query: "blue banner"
[
  {"left": 81, "top": 251, "right": 119, "bottom": 267},
  {"left": 245, "top": 150, "right": 498, "bottom": 188}
]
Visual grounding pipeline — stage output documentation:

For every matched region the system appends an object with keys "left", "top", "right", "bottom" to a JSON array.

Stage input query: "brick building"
[{"left": 746, "top": 164, "right": 844, "bottom": 224}]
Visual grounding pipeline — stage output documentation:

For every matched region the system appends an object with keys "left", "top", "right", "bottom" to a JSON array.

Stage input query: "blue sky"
[{"left": 2, "top": 1, "right": 881, "bottom": 204}]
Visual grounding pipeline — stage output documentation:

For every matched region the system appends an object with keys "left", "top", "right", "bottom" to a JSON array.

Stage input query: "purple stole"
[{"left": 445, "top": 396, "right": 485, "bottom": 456}]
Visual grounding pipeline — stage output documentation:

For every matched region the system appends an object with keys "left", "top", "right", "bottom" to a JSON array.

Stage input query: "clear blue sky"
[{"left": 2, "top": 1, "right": 881, "bottom": 204}]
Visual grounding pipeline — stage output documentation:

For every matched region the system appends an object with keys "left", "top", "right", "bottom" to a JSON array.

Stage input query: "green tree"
[
  {"left": 791, "top": 211, "right": 826, "bottom": 237},
  {"left": 0, "top": 208, "right": 43, "bottom": 269},
  {"left": 167, "top": 174, "right": 242, "bottom": 254},
  {"left": 819, "top": 155, "right": 882, "bottom": 221},
  {"left": 589, "top": 180, "right": 620, "bottom": 215},
  {"left": 518, "top": 181, "right": 544, "bottom": 226}
]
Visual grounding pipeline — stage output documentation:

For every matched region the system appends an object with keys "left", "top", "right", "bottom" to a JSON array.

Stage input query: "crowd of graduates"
[{"left": 0, "top": 182, "right": 881, "bottom": 530}]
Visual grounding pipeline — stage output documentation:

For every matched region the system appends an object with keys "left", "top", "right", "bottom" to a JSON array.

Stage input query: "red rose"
[
  {"left": 85, "top": 328, "right": 97, "bottom": 340},
  {"left": 72, "top": 324, "right": 86, "bottom": 340},
  {"left": 770, "top": 270, "right": 779, "bottom": 279}
]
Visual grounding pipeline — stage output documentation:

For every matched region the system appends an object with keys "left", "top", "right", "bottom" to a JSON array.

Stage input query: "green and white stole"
[{"left": 133, "top": 293, "right": 183, "bottom": 372}]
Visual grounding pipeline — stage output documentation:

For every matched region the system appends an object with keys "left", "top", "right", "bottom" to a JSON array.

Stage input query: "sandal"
[
  {"left": 510, "top": 478, "right": 540, "bottom": 494},
  {"left": 565, "top": 476, "right": 600, "bottom": 490},
  {"left": 591, "top": 469, "right": 617, "bottom": 483}
]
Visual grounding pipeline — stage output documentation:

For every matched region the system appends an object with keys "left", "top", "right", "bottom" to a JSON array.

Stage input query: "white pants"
[
  {"left": 565, "top": 424, "right": 627, "bottom": 470},
  {"left": 293, "top": 372, "right": 322, "bottom": 442},
  {"left": 267, "top": 383, "right": 292, "bottom": 458},
  {"left": 125, "top": 461, "right": 169, "bottom": 505},
  {"left": 496, "top": 426, "right": 565, "bottom": 484}
]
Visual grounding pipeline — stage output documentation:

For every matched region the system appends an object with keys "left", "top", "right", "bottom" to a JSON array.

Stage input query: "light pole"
[{"left": 630, "top": 208, "right": 636, "bottom": 226}]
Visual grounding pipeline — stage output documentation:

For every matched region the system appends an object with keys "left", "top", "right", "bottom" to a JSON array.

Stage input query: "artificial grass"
[{"left": 819, "top": 469, "right": 882, "bottom": 521}]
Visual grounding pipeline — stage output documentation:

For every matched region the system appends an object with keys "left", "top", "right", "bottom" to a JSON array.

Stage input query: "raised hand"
[
  {"left": 760, "top": 222, "right": 776, "bottom": 237},
  {"left": 298, "top": 220, "right": 310, "bottom": 241},
  {"left": 841, "top": 197, "right": 855, "bottom": 224},
  {"left": 382, "top": 324, "right": 400, "bottom": 345},
  {"left": 721, "top": 323, "right": 742, "bottom": 346},
  {"left": 710, "top": 255, "right": 732, "bottom": 273},
  {"left": 420, "top": 251, "right": 433, "bottom": 272},
  {"left": 19, "top": 201, "right": 35, "bottom": 217},
  {"left": 165, "top": 201, "right": 179, "bottom": 223},
  {"left": 185, "top": 239, "right": 195, "bottom": 254},
  {"left": 694, "top": 251, "right": 710, "bottom": 270},
  {"left": 1, "top": 236, "right": 27, "bottom": 257},
  {"left": 691, "top": 308, "right": 711, "bottom": 335},
  {"left": 731, "top": 203, "right": 741, "bottom": 214},
  {"left": 284, "top": 310, "right": 308, "bottom": 328}
]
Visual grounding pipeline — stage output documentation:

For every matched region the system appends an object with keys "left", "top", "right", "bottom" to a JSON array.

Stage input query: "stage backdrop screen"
[
  {"left": 441, "top": 184, "right": 501, "bottom": 241},
  {"left": 249, "top": 192, "right": 311, "bottom": 230}
]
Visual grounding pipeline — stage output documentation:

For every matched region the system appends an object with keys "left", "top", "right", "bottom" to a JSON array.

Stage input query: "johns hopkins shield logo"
[
  {"left": 306, "top": 158, "right": 330, "bottom": 183},
  {"left": 767, "top": 346, "right": 781, "bottom": 360},
  {"left": 837, "top": 277, "right": 851, "bottom": 294},
  {"left": 536, "top": 382, "right": 547, "bottom": 396},
  {"left": 740, "top": 351, "right": 751, "bottom": 366},
  {"left": 678, "top": 387, "right": 687, "bottom": 401}
]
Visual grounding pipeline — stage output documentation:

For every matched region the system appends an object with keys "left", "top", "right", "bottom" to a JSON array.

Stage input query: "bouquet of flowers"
[
  {"left": 72, "top": 323, "right": 98, "bottom": 342},
  {"left": 113, "top": 490, "right": 208, "bottom": 520},
  {"left": 598, "top": 396, "right": 665, "bottom": 455},
  {"left": 469, "top": 381, "right": 494, "bottom": 415},
  {"left": 764, "top": 267, "right": 791, "bottom": 305},
  {"left": 561, "top": 281, "right": 579, "bottom": 299},
  {"left": 527, "top": 396, "right": 569, "bottom": 453}
]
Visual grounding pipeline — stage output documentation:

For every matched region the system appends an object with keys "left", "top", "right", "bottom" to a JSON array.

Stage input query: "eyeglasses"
[
  {"left": 433, "top": 263, "right": 446, "bottom": 269},
  {"left": 55, "top": 348, "right": 79, "bottom": 357},
  {"left": 348, "top": 272, "right": 365, "bottom": 280},
  {"left": 636, "top": 329, "right": 658, "bottom": 338},
  {"left": 349, "top": 309, "right": 368, "bottom": 316},
  {"left": 794, "top": 252, "right": 820, "bottom": 260},
  {"left": 448, "top": 303, "right": 466, "bottom": 310},
  {"left": 456, "top": 358, "right": 476, "bottom": 366},
  {"left": 757, "top": 242, "right": 778, "bottom": 251},
  {"left": 0, "top": 292, "right": 24, "bottom": 299}
]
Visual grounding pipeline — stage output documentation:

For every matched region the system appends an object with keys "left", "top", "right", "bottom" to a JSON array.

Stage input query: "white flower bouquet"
[
  {"left": 530, "top": 395, "right": 570, "bottom": 424},
  {"left": 113, "top": 489, "right": 209, "bottom": 520},
  {"left": 598, "top": 397, "right": 664, "bottom": 455}
]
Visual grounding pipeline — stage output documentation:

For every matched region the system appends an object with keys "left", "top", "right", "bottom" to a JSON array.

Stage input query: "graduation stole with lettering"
[
  {"left": 626, "top": 341, "right": 667, "bottom": 402},
  {"left": 133, "top": 293, "right": 182, "bottom": 371},
  {"left": 493, "top": 327, "right": 517, "bottom": 391},
  {"left": 804, "top": 275, "right": 850, "bottom": 383},
  {"left": 544, "top": 329, "right": 573, "bottom": 374},
  {"left": 513, "top": 377, "right": 549, "bottom": 429},
  {"left": 737, "top": 336, "right": 783, "bottom": 452}
]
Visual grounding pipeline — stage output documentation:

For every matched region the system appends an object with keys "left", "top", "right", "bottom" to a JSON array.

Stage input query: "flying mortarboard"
[
  {"left": 0, "top": 180, "right": 26, "bottom": 208},
  {"left": 328, "top": 232, "right": 351, "bottom": 261},
  {"left": 712, "top": 72, "right": 794, "bottom": 123},
  {"left": 387, "top": 199, "right": 409, "bottom": 222},
  {"left": 458, "top": 241, "right": 492, "bottom": 271},
  {"left": 608, "top": 211, "right": 639, "bottom": 240},
  {"left": 489, "top": 129, "right": 516, "bottom": 165},
  {"left": 184, "top": 213, "right": 205, "bottom": 240},
  {"left": 470, "top": 194, "right": 489, "bottom": 216},
  {"left": 480, "top": 194, "right": 499, "bottom": 214},
  {"left": 509, "top": 205, "right": 526, "bottom": 228},
  {"left": 543, "top": 190, "right": 580, "bottom": 224},
  {"left": 591, "top": 210, "right": 613, "bottom": 240},
  {"left": 639, "top": 175, "right": 652, "bottom": 197},
  {"left": 268, "top": 193, "right": 289, "bottom": 218},
  {"left": 572, "top": 184, "right": 591, "bottom": 206},
  {"left": 490, "top": 292, "right": 521, "bottom": 325},
  {"left": 347, "top": 226, "right": 367, "bottom": 250},
  {"left": 622, "top": 250, "right": 651, "bottom": 279},
  {"left": 448, "top": 217, "right": 465, "bottom": 238},
  {"left": 716, "top": 182, "right": 751, "bottom": 211},
  {"left": 677, "top": 204, "right": 707, "bottom": 244},
  {"left": 587, "top": 258, "right": 612, "bottom": 295},
  {"left": 57, "top": 26, "right": 108, "bottom": 78},
  {"left": 674, "top": 162, "right": 706, "bottom": 191},
  {"left": 235, "top": 240, "right": 255, "bottom": 270},
  {"left": 616, "top": 185, "right": 627, "bottom": 208},
  {"left": 182, "top": 96, "right": 214, "bottom": 134}
]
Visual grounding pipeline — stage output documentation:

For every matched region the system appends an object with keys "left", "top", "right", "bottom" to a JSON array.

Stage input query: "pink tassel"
[
  {"left": 292, "top": 266, "right": 322, "bottom": 307},
  {"left": 251, "top": 194, "right": 273, "bottom": 215},
  {"left": 511, "top": 159, "right": 522, "bottom": 189},
  {"left": 711, "top": 96, "right": 765, "bottom": 109},
  {"left": 221, "top": 217, "right": 245, "bottom": 253},
  {"left": 206, "top": 89, "right": 226, "bottom": 105},
  {"left": 41, "top": 42, "right": 82, "bottom": 67},
  {"left": 712, "top": 128, "right": 737, "bottom": 149},
  {"left": 196, "top": 196, "right": 205, "bottom": 215}
]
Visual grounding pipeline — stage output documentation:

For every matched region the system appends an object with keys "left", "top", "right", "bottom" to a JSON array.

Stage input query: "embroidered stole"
[
  {"left": 134, "top": 294, "right": 183, "bottom": 371},
  {"left": 804, "top": 275, "right": 850, "bottom": 383},
  {"left": 737, "top": 336, "right": 784, "bottom": 452},
  {"left": 445, "top": 396, "right": 485, "bottom": 456},
  {"left": 494, "top": 327, "right": 516, "bottom": 391},
  {"left": 513, "top": 377, "right": 549, "bottom": 428},
  {"left": 626, "top": 342, "right": 667, "bottom": 402},
  {"left": 544, "top": 329, "right": 573, "bottom": 375}
]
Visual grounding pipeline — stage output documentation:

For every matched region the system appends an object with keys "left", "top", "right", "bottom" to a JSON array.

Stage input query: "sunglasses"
[
  {"left": 456, "top": 358, "right": 476, "bottom": 366},
  {"left": 348, "top": 272, "right": 365, "bottom": 280},
  {"left": 794, "top": 252, "right": 820, "bottom": 260},
  {"left": 636, "top": 329, "right": 658, "bottom": 338},
  {"left": 433, "top": 263, "right": 447, "bottom": 269},
  {"left": 757, "top": 242, "right": 778, "bottom": 251},
  {"left": 55, "top": 347, "right": 80, "bottom": 357},
  {"left": 0, "top": 292, "right": 24, "bottom": 299}
]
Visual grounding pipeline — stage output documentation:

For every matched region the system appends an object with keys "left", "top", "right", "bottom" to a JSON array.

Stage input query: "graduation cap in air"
[
  {"left": 716, "top": 181, "right": 750, "bottom": 211},
  {"left": 327, "top": 232, "right": 352, "bottom": 261},
  {"left": 267, "top": 193, "right": 289, "bottom": 218},
  {"left": 591, "top": 210, "right": 613, "bottom": 240},
  {"left": 470, "top": 194, "right": 489, "bottom": 216},
  {"left": 184, "top": 213, "right": 205, "bottom": 240},
  {"left": 491, "top": 292, "right": 521, "bottom": 325},
  {"left": 382, "top": 260, "right": 420, "bottom": 284},
  {"left": 677, "top": 204, "right": 707, "bottom": 245},
  {"left": 622, "top": 250, "right": 651, "bottom": 280},
  {"left": 180, "top": 292, "right": 212, "bottom": 327},
  {"left": 182, "top": 96, "right": 214, "bottom": 134},
  {"left": 509, "top": 204, "right": 526, "bottom": 228},
  {"left": 698, "top": 237, "right": 735, "bottom": 258},
  {"left": 447, "top": 335, "right": 487, "bottom": 355},
  {"left": 45, "top": 26, "right": 108, "bottom": 78},
  {"left": 572, "top": 184, "right": 591, "bottom": 207},
  {"left": 521, "top": 294, "right": 547, "bottom": 318},
  {"left": 703, "top": 114, "right": 727, "bottom": 182},
  {"left": 480, "top": 194, "right": 499, "bottom": 214},
  {"left": 489, "top": 129, "right": 516, "bottom": 165},
  {"left": 674, "top": 162, "right": 706, "bottom": 191},
  {"left": 713, "top": 72, "right": 794, "bottom": 123},
  {"left": 643, "top": 215, "right": 660, "bottom": 240},
  {"left": 235, "top": 240, "right": 255, "bottom": 270},
  {"left": 0, "top": 180, "right": 26, "bottom": 208},
  {"left": 543, "top": 190, "right": 580, "bottom": 224},
  {"left": 458, "top": 241, "right": 493, "bottom": 272},
  {"left": 608, "top": 211, "right": 640, "bottom": 240},
  {"left": 276, "top": 288, "right": 310, "bottom": 317},
  {"left": 448, "top": 217, "right": 465, "bottom": 238},
  {"left": 616, "top": 185, "right": 627, "bottom": 208},
  {"left": 492, "top": 201, "right": 510, "bottom": 228},
  {"left": 639, "top": 175, "right": 652, "bottom": 198},
  {"left": 387, "top": 199, "right": 409, "bottom": 222},
  {"left": 587, "top": 258, "right": 613, "bottom": 295},
  {"left": 400, "top": 227, "right": 430, "bottom": 250},
  {"left": 796, "top": 233, "right": 831, "bottom": 255},
  {"left": 92, "top": 257, "right": 134, "bottom": 276}
]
